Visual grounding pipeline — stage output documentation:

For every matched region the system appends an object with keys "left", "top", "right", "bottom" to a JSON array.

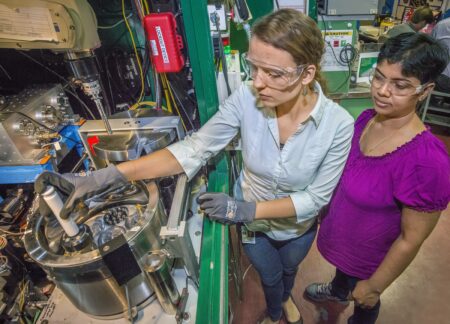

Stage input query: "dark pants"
[
  {"left": 243, "top": 223, "right": 317, "bottom": 321},
  {"left": 331, "top": 269, "right": 381, "bottom": 324}
]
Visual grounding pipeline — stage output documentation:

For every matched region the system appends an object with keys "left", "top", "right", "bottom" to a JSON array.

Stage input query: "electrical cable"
[
  {"left": 93, "top": 55, "right": 112, "bottom": 117},
  {"left": 129, "top": 100, "right": 156, "bottom": 110},
  {"left": 153, "top": 64, "right": 163, "bottom": 111},
  {"left": 142, "top": 39, "right": 152, "bottom": 97},
  {"left": 16, "top": 50, "right": 68, "bottom": 82},
  {"left": 122, "top": 0, "right": 145, "bottom": 103},
  {"left": 241, "top": 52, "right": 250, "bottom": 81},
  {"left": 174, "top": 81, "right": 197, "bottom": 105},
  {"left": 321, "top": 16, "right": 351, "bottom": 67},
  {"left": 0, "top": 236, "right": 8, "bottom": 249},
  {"left": 214, "top": 57, "right": 221, "bottom": 78},
  {"left": 106, "top": 51, "right": 139, "bottom": 103},
  {"left": 0, "top": 111, "right": 82, "bottom": 145},
  {"left": 40, "top": 134, "right": 62, "bottom": 149},
  {"left": 16, "top": 50, "right": 97, "bottom": 119},
  {"left": 166, "top": 76, "right": 197, "bottom": 130},
  {"left": 132, "top": 0, "right": 145, "bottom": 21},
  {"left": 163, "top": 75, "right": 188, "bottom": 131},
  {"left": 143, "top": 0, "right": 150, "bottom": 15},
  {"left": 98, "top": 13, "right": 133, "bottom": 29},
  {"left": 63, "top": 88, "right": 97, "bottom": 119},
  {"left": 3, "top": 245, "right": 28, "bottom": 270},
  {"left": 340, "top": 44, "right": 357, "bottom": 65},
  {"left": 0, "top": 63, "right": 12, "bottom": 80},
  {"left": 168, "top": 75, "right": 200, "bottom": 128},
  {"left": 320, "top": 15, "right": 358, "bottom": 93},
  {"left": 160, "top": 74, "right": 173, "bottom": 113},
  {"left": 213, "top": 13, "right": 232, "bottom": 95},
  {"left": 98, "top": 52, "right": 116, "bottom": 113},
  {"left": 242, "top": 263, "right": 253, "bottom": 281},
  {"left": 331, "top": 43, "right": 358, "bottom": 93}
]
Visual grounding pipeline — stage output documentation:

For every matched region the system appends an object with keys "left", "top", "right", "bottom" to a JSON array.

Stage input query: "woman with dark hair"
[
  {"left": 35, "top": 9, "right": 354, "bottom": 324},
  {"left": 305, "top": 33, "right": 450, "bottom": 324}
]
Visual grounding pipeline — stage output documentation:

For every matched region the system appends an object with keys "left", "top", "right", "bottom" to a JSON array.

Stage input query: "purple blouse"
[{"left": 317, "top": 109, "right": 450, "bottom": 279}]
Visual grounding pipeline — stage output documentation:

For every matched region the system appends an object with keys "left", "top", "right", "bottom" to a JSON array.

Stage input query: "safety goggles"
[
  {"left": 369, "top": 70, "right": 427, "bottom": 96},
  {"left": 242, "top": 53, "right": 306, "bottom": 90}
]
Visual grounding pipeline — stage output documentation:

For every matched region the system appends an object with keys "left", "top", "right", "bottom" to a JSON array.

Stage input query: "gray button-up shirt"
[{"left": 168, "top": 82, "right": 354, "bottom": 240}]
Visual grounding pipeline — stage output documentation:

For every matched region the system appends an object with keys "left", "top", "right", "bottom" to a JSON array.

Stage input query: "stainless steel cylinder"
[
  {"left": 144, "top": 252, "right": 180, "bottom": 315},
  {"left": 24, "top": 181, "right": 167, "bottom": 317}
]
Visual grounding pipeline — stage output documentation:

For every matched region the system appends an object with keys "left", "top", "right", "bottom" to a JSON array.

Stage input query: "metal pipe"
[
  {"left": 144, "top": 252, "right": 180, "bottom": 315},
  {"left": 71, "top": 152, "right": 89, "bottom": 173},
  {"left": 154, "top": 70, "right": 162, "bottom": 110},
  {"left": 93, "top": 98, "right": 113, "bottom": 134},
  {"left": 41, "top": 186, "right": 79, "bottom": 237}
]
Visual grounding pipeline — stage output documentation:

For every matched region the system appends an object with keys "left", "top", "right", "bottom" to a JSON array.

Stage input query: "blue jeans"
[
  {"left": 243, "top": 223, "right": 317, "bottom": 321},
  {"left": 331, "top": 269, "right": 381, "bottom": 324}
]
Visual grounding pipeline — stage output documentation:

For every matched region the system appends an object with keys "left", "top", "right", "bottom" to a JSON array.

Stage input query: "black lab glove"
[
  {"left": 197, "top": 192, "right": 256, "bottom": 224},
  {"left": 35, "top": 165, "right": 127, "bottom": 219}
]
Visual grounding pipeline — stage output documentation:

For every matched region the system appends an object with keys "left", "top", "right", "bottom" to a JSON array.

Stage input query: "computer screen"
[{"left": 357, "top": 52, "right": 379, "bottom": 83}]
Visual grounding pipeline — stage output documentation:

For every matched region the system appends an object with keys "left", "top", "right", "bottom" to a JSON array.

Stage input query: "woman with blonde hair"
[{"left": 35, "top": 9, "right": 354, "bottom": 324}]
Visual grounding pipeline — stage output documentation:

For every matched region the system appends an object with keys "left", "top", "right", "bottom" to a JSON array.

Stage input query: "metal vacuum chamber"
[
  {"left": 24, "top": 180, "right": 167, "bottom": 317},
  {"left": 78, "top": 109, "right": 184, "bottom": 169}
]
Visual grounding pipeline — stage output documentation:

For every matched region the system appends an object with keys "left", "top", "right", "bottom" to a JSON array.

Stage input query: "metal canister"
[
  {"left": 24, "top": 181, "right": 166, "bottom": 317},
  {"left": 144, "top": 252, "right": 180, "bottom": 315}
]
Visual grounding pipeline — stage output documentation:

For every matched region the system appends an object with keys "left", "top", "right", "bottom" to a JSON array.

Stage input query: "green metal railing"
[
  {"left": 178, "top": 1, "right": 229, "bottom": 323},
  {"left": 177, "top": 1, "right": 319, "bottom": 322}
]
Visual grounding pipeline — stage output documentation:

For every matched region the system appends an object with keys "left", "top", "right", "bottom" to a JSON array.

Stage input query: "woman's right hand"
[{"left": 34, "top": 165, "right": 128, "bottom": 219}]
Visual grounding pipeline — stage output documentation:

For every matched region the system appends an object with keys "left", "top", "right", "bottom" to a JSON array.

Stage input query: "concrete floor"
[{"left": 230, "top": 126, "right": 450, "bottom": 324}]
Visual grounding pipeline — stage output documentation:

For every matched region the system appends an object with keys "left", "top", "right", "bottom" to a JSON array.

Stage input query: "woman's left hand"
[
  {"left": 350, "top": 280, "right": 381, "bottom": 309},
  {"left": 197, "top": 192, "right": 256, "bottom": 224}
]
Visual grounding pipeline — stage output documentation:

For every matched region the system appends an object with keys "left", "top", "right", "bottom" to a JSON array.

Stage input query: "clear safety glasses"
[
  {"left": 369, "top": 70, "right": 427, "bottom": 97},
  {"left": 242, "top": 53, "right": 306, "bottom": 90}
]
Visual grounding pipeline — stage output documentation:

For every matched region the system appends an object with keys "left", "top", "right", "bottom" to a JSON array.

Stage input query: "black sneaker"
[{"left": 304, "top": 283, "right": 349, "bottom": 305}]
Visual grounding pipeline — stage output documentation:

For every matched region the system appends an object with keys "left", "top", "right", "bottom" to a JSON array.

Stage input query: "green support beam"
[
  {"left": 309, "top": 0, "right": 318, "bottom": 21},
  {"left": 178, "top": 1, "right": 229, "bottom": 323},
  {"left": 179, "top": 0, "right": 219, "bottom": 124},
  {"left": 196, "top": 154, "right": 230, "bottom": 324}
]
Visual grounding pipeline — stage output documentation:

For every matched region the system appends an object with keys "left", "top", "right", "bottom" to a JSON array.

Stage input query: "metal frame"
[
  {"left": 421, "top": 90, "right": 450, "bottom": 127},
  {"left": 160, "top": 174, "right": 200, "bottom": 285},
  {"left": 78, "top": 116, "right": 185, "bottom": 168},
  {"left": 0, "top": 125, "right": 83, "bottom": 184}
]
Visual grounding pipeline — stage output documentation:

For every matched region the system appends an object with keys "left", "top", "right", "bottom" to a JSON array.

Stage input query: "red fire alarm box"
[{"left": 144, "top": 13, "right": 185, "bottom": 73}]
